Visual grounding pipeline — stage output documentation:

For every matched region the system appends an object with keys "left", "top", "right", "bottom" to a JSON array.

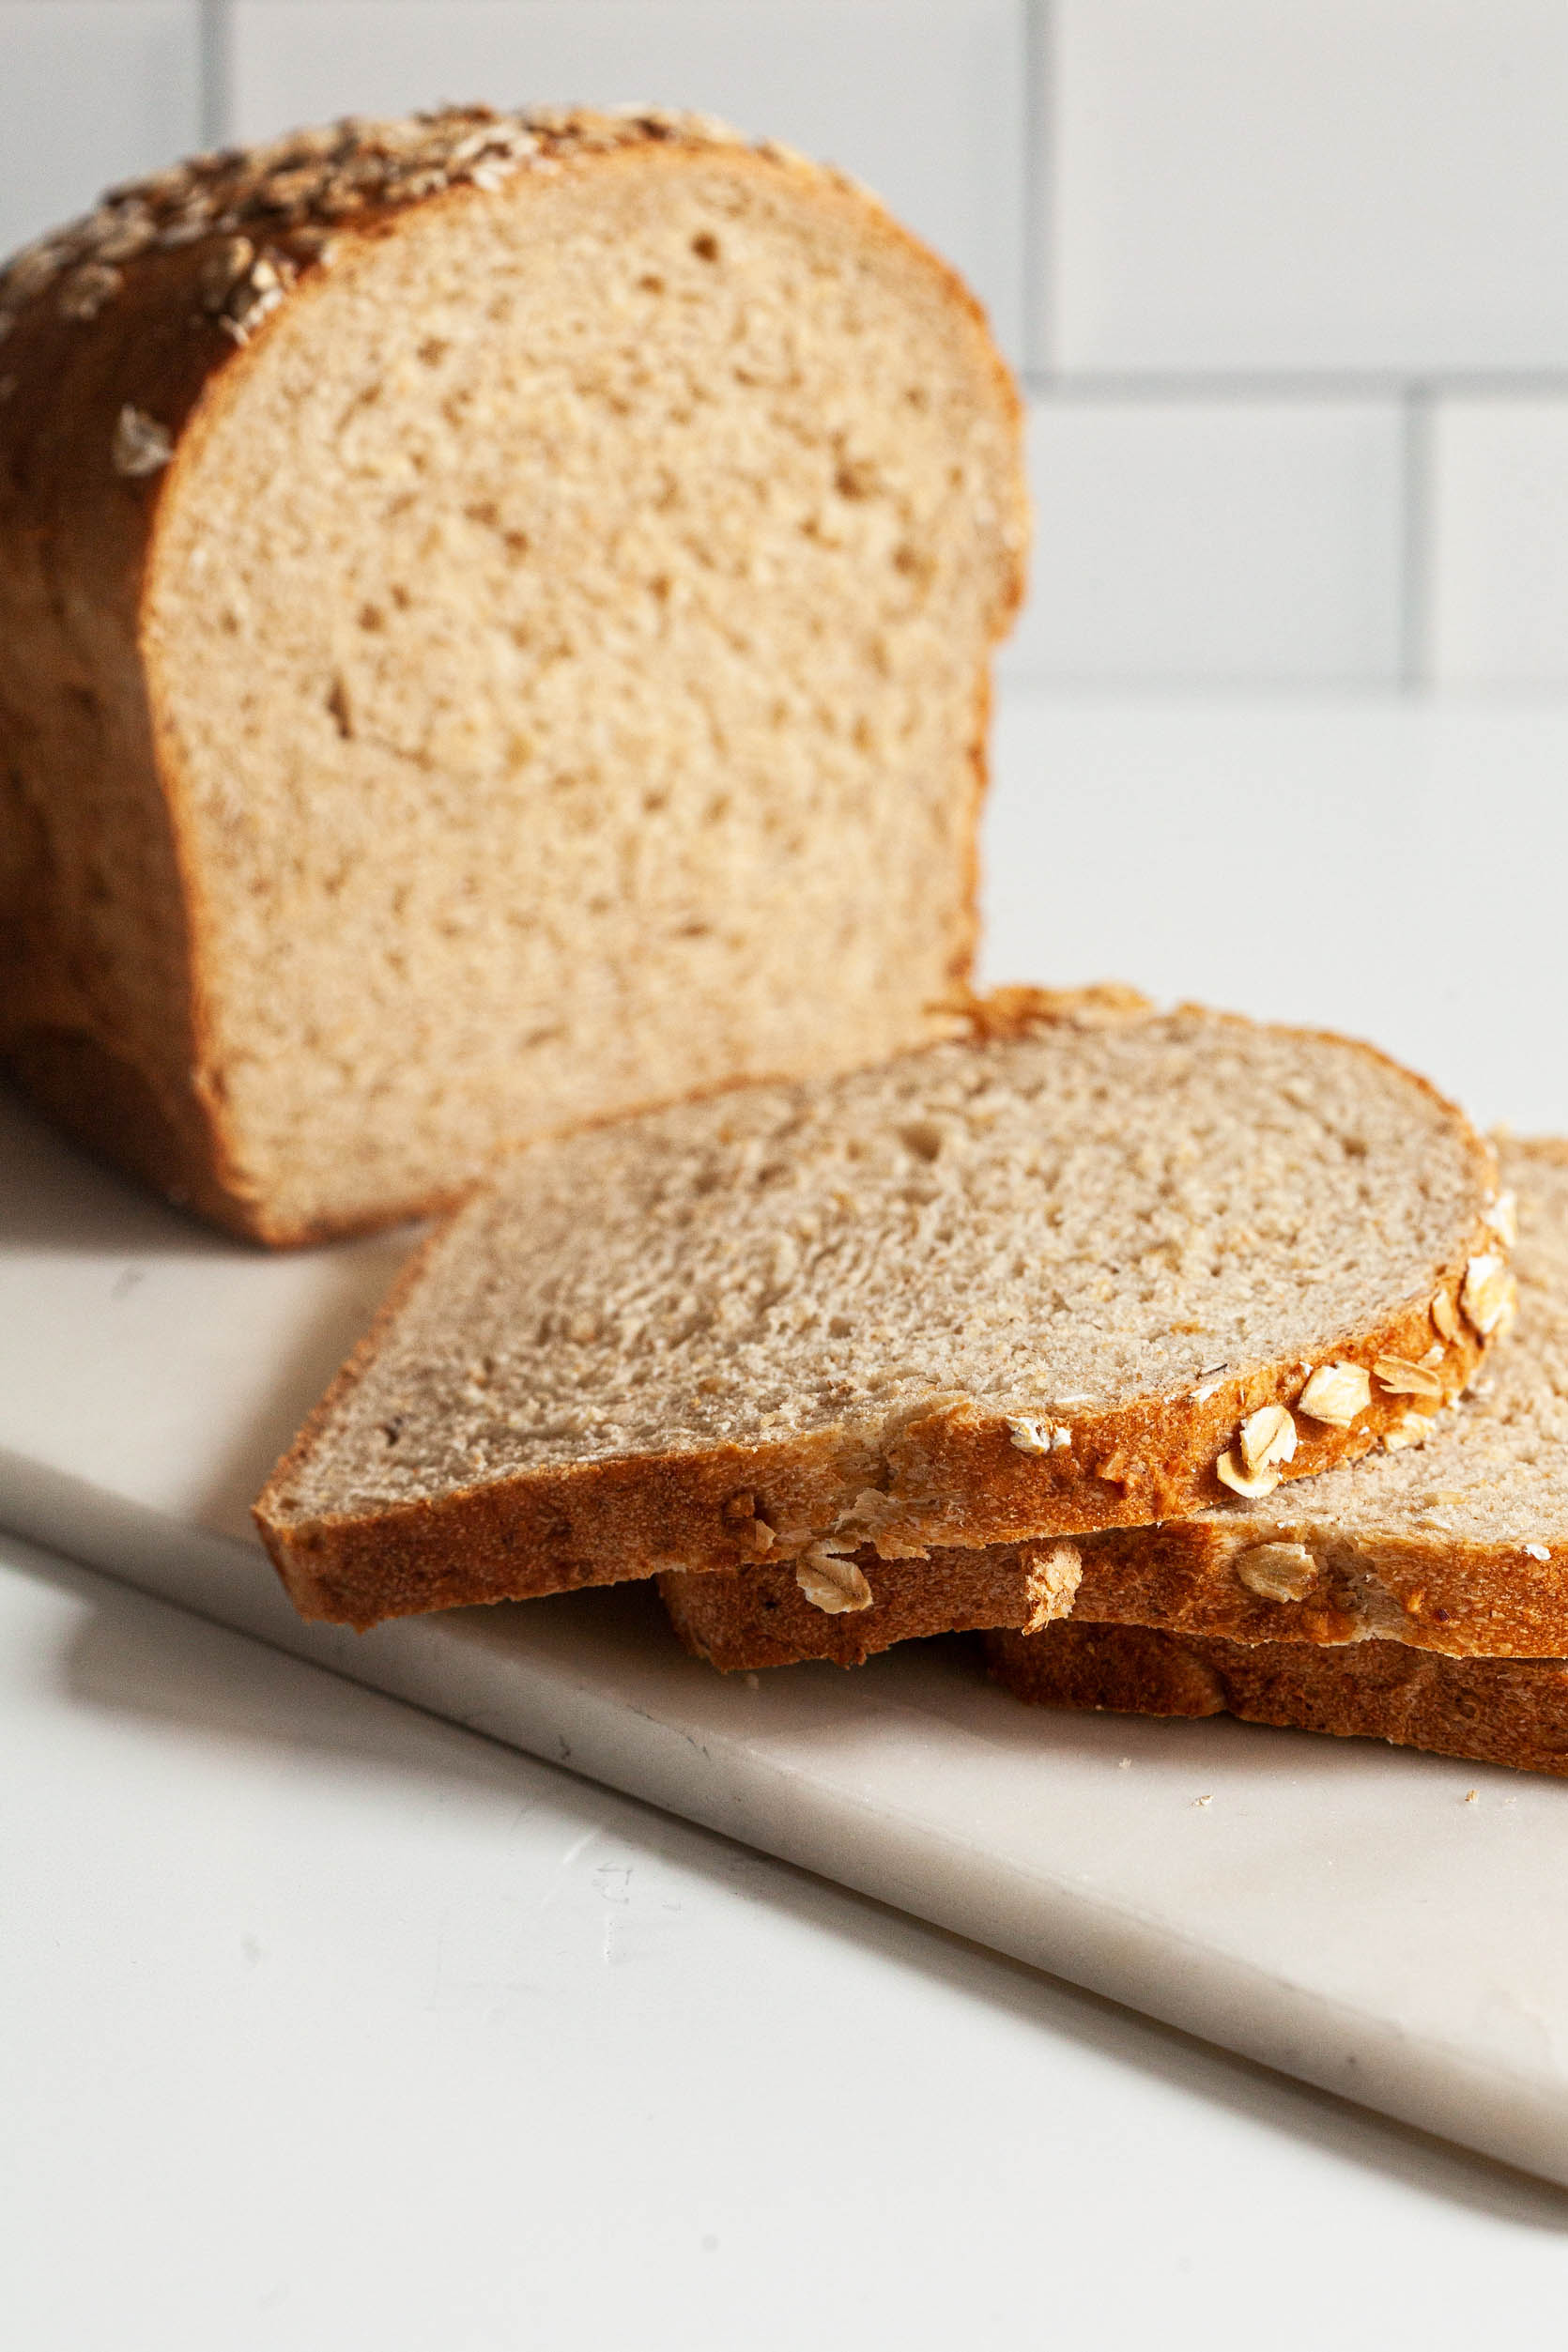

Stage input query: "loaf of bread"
[
  {"left": 984, "top": 1621, "right": 1568, "bottom": 1780},
  {"left": 663, "top": 1138, "right": 1541, "bottom": 1673},
  {"left": 254, "top": 994, "right": 1501, "bottom": 1628},
  {"left": 0, "top": 107, "right": 1026, "bottom": 1242}
]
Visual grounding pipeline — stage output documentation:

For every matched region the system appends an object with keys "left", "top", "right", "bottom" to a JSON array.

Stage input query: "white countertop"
[
  {"left": 9, "top": 691, "right": 1568, "bottom": 2344},
  {"left": 8, "top": 1530, "right": 1568, "bottom": 2350}
]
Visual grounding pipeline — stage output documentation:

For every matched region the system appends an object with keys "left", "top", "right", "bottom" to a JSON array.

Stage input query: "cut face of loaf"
[
  {"left": 254, "top": 998, "right": 1501, "bottom": 1628},
  {"left": 0, "top": 108, "right": 1026, "bottom": 1242},
  {"left": 984, "top": 1622, "right": 1568, "bottom": 1782},
  {"left": 663, "top": 1137, "right": 1552, "bottom": 1673}
]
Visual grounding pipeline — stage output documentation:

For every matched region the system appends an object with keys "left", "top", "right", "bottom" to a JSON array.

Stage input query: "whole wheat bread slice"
[
  {"left": 984, "top": 1621, "right": 1568, "bottom": 1780},
  {"left": 0, "top": 108, "right": 1024, "bottom": 1242},
  {"left": 255, "top": 994, "right": 1500, "bottom": 1627},
  {"left": 664, "top": 1137, "right": 1552, "bottom": 1674}
]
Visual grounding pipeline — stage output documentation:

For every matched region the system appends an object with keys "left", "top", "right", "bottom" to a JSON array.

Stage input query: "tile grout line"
[
  {"left": 1020, "top": 367, "right": 1568, "bottom": 401},
  {"left": 1399, "top": 385, "right": 1435, "bottom": 692},
  {"left": 1022, "top": 0, "right": 1054, "bottom": 379}
]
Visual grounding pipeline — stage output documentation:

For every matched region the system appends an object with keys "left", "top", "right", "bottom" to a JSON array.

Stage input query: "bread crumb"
[
  {"left": 1464, "top": 1789, "right": 1479, "bottom": 1805},
  {"left": 1020, "top": 1542, "right": 1083, "bottom": 1633},
  {"left": 1193, "top": 1793, "right": 1213, "bottom": 1808}
]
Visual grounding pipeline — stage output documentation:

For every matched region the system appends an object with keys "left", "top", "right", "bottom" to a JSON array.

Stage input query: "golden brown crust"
[
  {"left": 945, "top": 980, "right": 1156, "bottom": 1038},
  {"left": 658, "top": 1422, "right": 1568, "bottom": 1673},
  {"left": 985, "top": 1621, "right": 1568, "bottom": 1779},
  {"left": 260, "top": 1239, "right": 1493, "bottom": 1630},
  {"left": 660, "top": 1551, "right": 1043, "bottom": 1669},
  {"left": 662, "top": 1449, "right": 1568, "bottom": 1675},
  {"left": 255, "top": 1007, "right": 1501, "bottom": 1629},
  {"left": 1030, "top": 1521, "right": 1568, "bottom": 1658},
  {"left": 1, "top": 107, "right": 1025, "bottom": 1247}
]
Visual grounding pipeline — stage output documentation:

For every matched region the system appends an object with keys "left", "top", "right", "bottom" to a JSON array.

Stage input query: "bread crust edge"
[{"left": 984, "top": 1621, "right": 1568, "bottom": 1780}]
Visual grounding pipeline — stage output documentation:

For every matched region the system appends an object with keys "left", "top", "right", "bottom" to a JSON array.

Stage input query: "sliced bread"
[
  {"left": 0, "top": 108, "right": 1025, "bottom": 1242},
  {"left": 984, "top": 1622, "right": 1568, "bottom": 1780},
  {"left": 255, "top": 996, "right": 1500, "bottom": 1627},
  {"left": 663, "top": 1137, "right": 1549, "bottom": 1673}
]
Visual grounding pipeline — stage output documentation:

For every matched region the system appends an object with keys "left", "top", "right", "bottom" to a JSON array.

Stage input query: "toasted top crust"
[
  {"left": 254, "top": 997, "right": 1501, "bottom": 1627},
  {"left": 0, "top": 105, "right": 886, "bottom": 357}
]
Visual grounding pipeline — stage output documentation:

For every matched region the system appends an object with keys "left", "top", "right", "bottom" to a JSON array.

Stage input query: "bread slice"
[
  {"left": 662, "top": 1135, "right": 1549, "bottom": 1673},
  {"left": 255, "top": 995, "right": 1500, "bottom": 1628},
  {"left": 0, "top": 108, "right": 1025, "bottom": 1243},
  {"left": 984, "top": 1621, "right": 1568, "bottom": 1780}
]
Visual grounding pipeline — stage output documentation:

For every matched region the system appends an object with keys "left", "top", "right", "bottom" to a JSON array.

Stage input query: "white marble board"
[{"left": 8, "top": 696, "right": 1568, "bottom": 2190}]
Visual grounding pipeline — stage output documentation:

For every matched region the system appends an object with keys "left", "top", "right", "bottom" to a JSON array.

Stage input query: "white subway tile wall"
[
  {"left": 3, "top": 0, "right": 1568, "bottom": 687},
  {"left": 0, "top": 1, "right": 201, "bottom": 254},
  {"left": 1051, "top": 0, "right": 1568, "bottom": 377},
  {"left": 1430, "top": 401, "right": 1568, "bottom": 689},
  {"left": 229, "top": 1, "right": 1030, "bottom": 368},
  {"left": 1001, "top": 398, "right": 1405, "bottom": 687}
]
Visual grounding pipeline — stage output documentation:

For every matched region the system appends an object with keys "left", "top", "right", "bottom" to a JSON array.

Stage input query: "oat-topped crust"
[
  {"left": 0, "top": 110, "right": 863, "bottom": 472},
  {"left": 0, "top": 105, "right": 822, "bottom": 356}
]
